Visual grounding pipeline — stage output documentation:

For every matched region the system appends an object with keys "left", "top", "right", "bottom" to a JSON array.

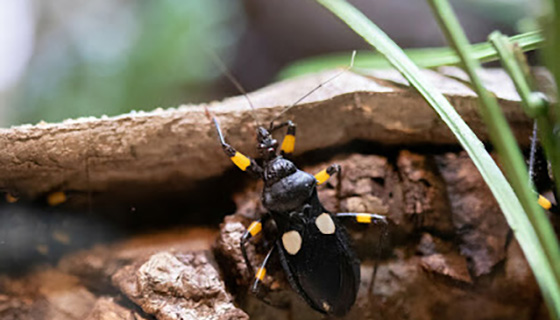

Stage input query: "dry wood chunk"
[
  {"left": 58, "top": 228, "right": 217, "bottom": 292},
  {"left": 112, "top": 251, "right": 248, "bottom": 320},
  {"left": 0, "top": 68, "right": 536, "bottom": 200},
  {"left": 415, "top": 232, "right": 473, "bottom": 284},
  {"left": 396, "top": 150, "right": 454, "bottom": 235},
  {"left": 420, "top": 253, "right": 472, "bottom": 283},
  {"left": 0, "top": 269, "right": 97, "bottom": 320},
  {"left": 436, "top": 152, "right": 509, "bottom": 276}
]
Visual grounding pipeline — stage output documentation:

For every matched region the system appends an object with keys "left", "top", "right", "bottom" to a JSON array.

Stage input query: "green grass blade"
[
  {"left": 315, "top": 0, "right": 560, "bottom": 317},
  {"left": 427, "top": 0, "right": 560, "bottom": 317},
  {"left": 489, "top": 31, "right": 560, "bottom": 203},
  {"left": 277, "top": 31, "right": 543, "bottom": 79},
  {"left": 542, "top": 1, "right": 560, "bottom": 123}
]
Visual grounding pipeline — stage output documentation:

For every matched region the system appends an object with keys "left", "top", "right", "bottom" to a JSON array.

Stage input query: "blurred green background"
[{"left": 0, "top": 0, "right": 539, "bottom": 127}]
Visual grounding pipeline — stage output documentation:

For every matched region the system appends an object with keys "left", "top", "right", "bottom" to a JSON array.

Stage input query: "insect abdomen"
[{"left": 277, "top": 214, "right": 360, "bottom": 316}]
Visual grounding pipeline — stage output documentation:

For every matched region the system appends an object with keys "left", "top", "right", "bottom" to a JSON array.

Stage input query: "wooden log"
[{"left": 0, "top": 68, "right": 540, "bottom": 198}]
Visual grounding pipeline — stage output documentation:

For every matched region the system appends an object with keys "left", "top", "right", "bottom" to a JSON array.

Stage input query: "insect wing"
[{"left": 277, "top": 216, "right": 360, "bottom": 316}]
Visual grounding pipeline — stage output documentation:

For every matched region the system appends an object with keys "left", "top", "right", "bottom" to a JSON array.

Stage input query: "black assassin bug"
[
  {"left": 206, "top": 52, "right": 388, "bottom": 316},
  {"left": 528, "top": 120, "right": 559, "bottom": 214}
]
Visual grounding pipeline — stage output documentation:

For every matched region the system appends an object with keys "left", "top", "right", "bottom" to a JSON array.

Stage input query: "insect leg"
[
  {"left": 528, "top": 120, "right": 538, "bottom": 184},
  {"left": 538, "top": 194, "right": 559, "bottom": 214},
  {"left": 209, "top": 115, "right": 263, "bottom": 177},
  {"left": 250, "top": 246, "right": 276, "bottom": 293},
  {"left": 240, "top": 218, "right": 284, "bottom": 307},
  {"left": 241, "top": 220, "right": 262, "bottom": 278},
  {"left": 314, "top": 164, "right": 341, "bottom": 185},
  {"left": 336, "top": 213, "right": 388, "bottom": 294},
  {"left": 240, "top": 216, "right": 270, "bottom": 278},
  {"left": 527, "top": 121, "right": 559, "bottom": 214},
  {"left": 314, "top": 163, "right": 343, "bottom": 210},
  {"left": 335, "top": 165, "right": 342, "bottom": 212},
  {"left": 270, "top": 121, "right": 296, "bottom": 156},
  {"left": 335, "top": 213, "right": 387, "bottom": 224}
]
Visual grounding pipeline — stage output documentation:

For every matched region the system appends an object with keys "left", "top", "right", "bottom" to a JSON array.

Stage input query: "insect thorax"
[{"left": 261, "top": 158, "right": 317, "bottom": 214}]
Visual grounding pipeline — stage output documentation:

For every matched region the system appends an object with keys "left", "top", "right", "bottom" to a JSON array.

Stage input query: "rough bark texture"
[
  {"left": 57, "top": 228, "right": 218, "bottom": 292},
  {"left": 0, "top": 227, "right": 248, "bottom": 320},
  {"left": 0, "top": 269, "right": 98, "bottom": 320},
  {"left": 0, "top": 152, "right": 545, "bottom": 320},
  {"left": 112, "top": 252, "right": 248, "bottom": 320},
  {"left": 0, "top": 68, "right": 542, "bottom": 199}
]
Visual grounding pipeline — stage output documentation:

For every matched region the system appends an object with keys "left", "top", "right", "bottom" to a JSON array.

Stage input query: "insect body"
[
  {"left": 209, "top": 116, "right": 386, "bottom": 316},
  {"left": 528, "top": 120, "right": 559, "bottom": 214}
]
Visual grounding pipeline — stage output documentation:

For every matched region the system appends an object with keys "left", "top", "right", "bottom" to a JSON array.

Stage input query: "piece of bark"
[
  {"left": 416, "top": 232, "right": 456, "bottom": 256},
  {"left": 112, "top": 251, "right": 248, "bottom": 320},
  {"left": 85, "top": 297, "right": 150, "bottom": 320},
  {"left": 0, "top": 150, "right": 543, "bottom": 320},
  {"left": 0, "top": 269, "right": 97, "bottom": 320},
  {"left": 213, "top": 152, "right": 541, "bottom": 319},
  {"left": 436, "top": 152, "right": 510, "bottom": 276},
  {"left": 0, "top": 228, "right": 229, "bottom": 320},
  {"left": 213, "top": 214, "right": 298, "bottom": 314},
  {"left": 58, "top": 227, "right": 217, "bottom": 293},
  {"left": 420, "top": 253, "right": 472, "bottom": 283},
  {"left": 396, "top": 150, "right": 454, "bottom": 236},
  {"left": 0, "top": 68, "right": 539, "bottom": 199}
]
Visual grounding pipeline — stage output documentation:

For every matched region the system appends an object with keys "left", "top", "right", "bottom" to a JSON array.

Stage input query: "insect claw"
[{"left": 374, "top": 214, "right": 388, "bottom": 224}]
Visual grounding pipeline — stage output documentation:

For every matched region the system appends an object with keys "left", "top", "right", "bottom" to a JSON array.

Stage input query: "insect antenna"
[
  {"left": 269, "top": 50, "right": 357, "bottom": 130},
  {"left": 528, "top": 120, "right": 538, "bottom": 185},
  {"left": 205, "top": 106, "right": 227, "bottom": 145},
  {"left": 206, "top": 49, "right": 262, "bottom": 128}
]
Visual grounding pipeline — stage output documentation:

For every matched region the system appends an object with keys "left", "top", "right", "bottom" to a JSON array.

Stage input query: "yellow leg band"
[
  {"left": 248, "top": 221, "right": 262, "bottom": 237},
  {"left": 230, "top": 152, "right": 251, "bottom": 171},
  {"left": 47, "top": 191, "right": 67, "bottom": 206},
  {"left": 256, "top": 267, "right": 267, "bottom": 281},
  {"left": 315, "top": 169, "right": 330, "bottom": 185},
  {"left": 356, "top": 214, "right": 372, "bottom": 224},
  {"left": 281, "top": 134, "right": 296, "bottom": 154},
  {"left": 538, "top": 195, "right": 552, "bottom": 210}
]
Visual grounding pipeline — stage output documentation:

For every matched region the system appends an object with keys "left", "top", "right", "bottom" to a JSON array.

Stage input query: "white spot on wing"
[
  {"left": 315, "top": 213, "right": 336, "bottom": 234},
  {"left": 282, "top": 230, "right": 302, "bottom": 255}
]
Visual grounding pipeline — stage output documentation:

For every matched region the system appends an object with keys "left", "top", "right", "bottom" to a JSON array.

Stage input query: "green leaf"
[
  {"left": 542, "top": 0, "right": 560, "bottom": 124},
  {"left": 277, "top": 31, "right": 543, "bottom": 79}
]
